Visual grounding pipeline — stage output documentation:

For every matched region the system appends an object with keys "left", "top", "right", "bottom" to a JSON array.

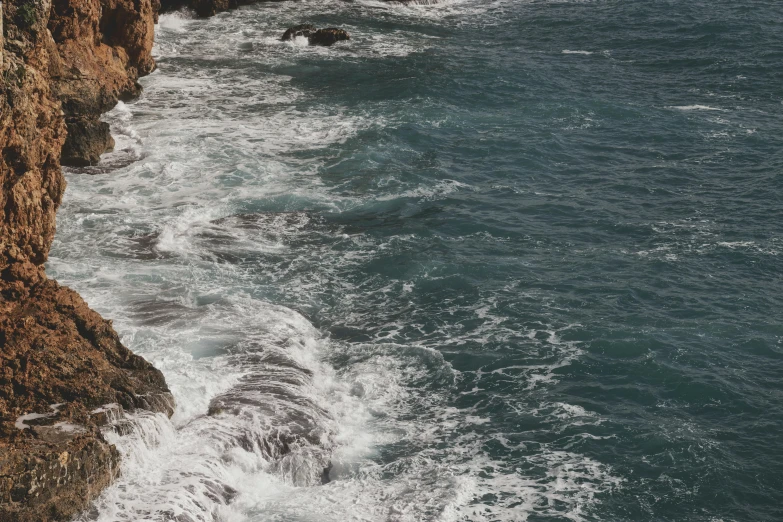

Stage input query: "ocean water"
[{"left": 47, "top": 0, "right": 783, "bottom": 520}]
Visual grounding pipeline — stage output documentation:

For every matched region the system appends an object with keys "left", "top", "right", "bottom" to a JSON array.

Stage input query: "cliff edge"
[{"left": 0, "top": 1, "right": 171, "bottom": 520}]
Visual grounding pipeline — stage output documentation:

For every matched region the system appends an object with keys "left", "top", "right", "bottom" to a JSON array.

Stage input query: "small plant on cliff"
[
  {"left": 16, "top": 64, "right": 27, "bottom": 86},
  {"left": 2, "top": 64, "right": 26, "bottom": 89},
  {"left": 15, "top": 1, "right": 38, "bottom": 30}
]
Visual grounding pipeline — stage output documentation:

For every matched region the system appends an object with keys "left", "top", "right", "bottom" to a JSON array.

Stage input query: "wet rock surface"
[
  {"left": 60, "top": 118, "right": 115, "bottom": 166},
  {"left": 0, "top": 431, "right": 120, "bottom": 522},
  {"left": 309, "top": 28, "right": 351, "bottom": 46},
  {"left": 0, "top": 280, "right": 174, "bottom": 521},
  {"left": 281, "top": 25, "right": 351, "bottom": 46},
  {"left": 281, "top": 23, "right": 317, "bottom": 41},
  {"left": 50, "top": 0, "right": 155, "bottom": 166}
]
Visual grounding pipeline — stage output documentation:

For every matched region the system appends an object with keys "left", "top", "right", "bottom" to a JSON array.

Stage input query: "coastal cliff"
[{"left": 0, "top": 1, "right": 171, "bottom": 519}]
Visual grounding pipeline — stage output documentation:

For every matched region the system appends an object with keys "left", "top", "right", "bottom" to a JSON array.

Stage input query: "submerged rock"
[
  {"left": 281, "top": 24, "right": 317, "bottom": 41},
  {"left": 309, "top": 28, "right": 351, "bottom": 47}
]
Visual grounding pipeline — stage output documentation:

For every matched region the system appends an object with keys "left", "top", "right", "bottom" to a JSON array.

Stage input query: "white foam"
[
  {"left": 562, "top": 49, "right": 593, "bottom": 55},
  {"left": 290, "top": 35, "right": 311, "bottom": 47},
  {"left": 91, "top": 403, "right": 120, "bottom": 414},
  {"left": 667, "top": 105, "right": 725, "bottom": 111},
  {"left": 53, "top": 422, "right": 87, "bottom": 433},
  {"left": 157, "top": 11, "right": 193, "bottom": 34},
  {"left": 15, "top": 412, "right": 51, "bottom": 430},
  {"left": 377, "top": 179, "right": 474, "bottom": 201},
  {"left": 76, "top": 299, "right": 346, "bottom": 520}
]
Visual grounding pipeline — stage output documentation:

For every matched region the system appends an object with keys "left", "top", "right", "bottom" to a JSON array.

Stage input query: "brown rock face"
[
  {"left": 50, "top": 0, "right": 156, "bottom": 166},
  {"left": 1, "top": 2, "right": 66, "bottom": 290},
  {"left": 0, "top": 280, "right": 173, "bottom": 419},
  {"left": 0, "top": 431, "right": 121, "bottom": 522},
  {"left": 1, "top": 0, "right": 172, "bottom": 519}
]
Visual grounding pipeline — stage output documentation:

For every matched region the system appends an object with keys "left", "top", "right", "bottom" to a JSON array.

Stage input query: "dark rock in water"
[
  {"left": 321, "top": 462, "right": 333, "bottom": 484},
  {"left": 281, "top": 24, "right": 317, "bottom": 41},
  {"left": 309, "top": 28, "right": 351, "bottom": 47},
  {"left": 191, "top": 0, "right": 233, "bottom": 18},
  {"left": 281, "top": 25, "right": 350, "bottom": 47},
  {"left": 205, "top": 345, "right": 334, "bottom": 486},
  {"left": 61, "top": 118, "right": 115, "bottom": 167}
]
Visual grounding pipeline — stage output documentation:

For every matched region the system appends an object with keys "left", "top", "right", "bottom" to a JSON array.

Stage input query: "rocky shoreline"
[
  {"left": 0, "top": 0, "right": 270, "bottom": 519},
  {"left": 0, "top": 0, "right": 383, "bottom": 517}
]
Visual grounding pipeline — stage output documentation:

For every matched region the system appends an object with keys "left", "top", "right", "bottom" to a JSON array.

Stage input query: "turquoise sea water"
[{"left": 49, "top": 1, "right": 783, "bottom": 520}]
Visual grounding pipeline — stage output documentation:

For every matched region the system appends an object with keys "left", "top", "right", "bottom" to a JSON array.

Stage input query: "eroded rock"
[
  {"left": 0, "top": 280, "right": 174, "bottom": 520},
  {"left": 309, "top": 28, "right": 351, "bottom": 47},
  {"left": 60, "top": 118, "right": 115, "bottom": 166},
  {"left": 50, "top": 0, "right": 155, "bottom": 166},
  {"left": 0, "top": 432, "right": 120, "bottom": 522}
]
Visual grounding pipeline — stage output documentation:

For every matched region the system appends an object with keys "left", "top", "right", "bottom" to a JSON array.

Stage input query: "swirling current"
[{"left": 48, "top": 0, "right": 783, "bottom": 520}]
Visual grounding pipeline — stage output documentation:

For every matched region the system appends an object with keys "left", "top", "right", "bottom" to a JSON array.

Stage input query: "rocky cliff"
[{"left": 0, "top": 1, "right": 172, "bottom": 520}]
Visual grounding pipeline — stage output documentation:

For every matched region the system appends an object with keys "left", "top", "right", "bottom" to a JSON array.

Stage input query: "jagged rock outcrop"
[
  {"left": 1, "top": 1, "right": 67, "bottom": 291},
  {"left": 281, "top": 23, "right": 316, "bottom": 41},
  {"left": 0, "top": 280, "right": 173, "bottom": 520},
  {"left": 281, "top": 25, "right": 350, "bottom": 46},
  {"left": 1, "top": 0, "right": 172, "bottom": 519},
  {"left": 308, "top": 27, "right": 350, "bottom": 46},
  {"left": 50, "top": 0, "right": 157, "bottom": 166},
  {"left": 0, "top": 281, "right": 173, "bottom": 418},
  {"left": 0, "top": 429, "right": 121, "bottom": 522}
]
